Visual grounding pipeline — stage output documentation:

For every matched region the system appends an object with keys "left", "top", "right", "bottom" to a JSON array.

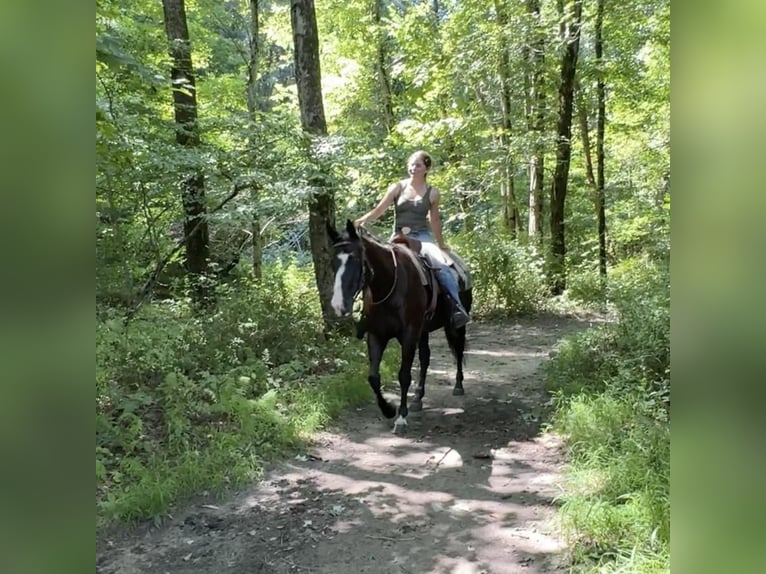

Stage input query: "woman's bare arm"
[{"left": 354, "top": 182, "right": 401, "bottom": 227}]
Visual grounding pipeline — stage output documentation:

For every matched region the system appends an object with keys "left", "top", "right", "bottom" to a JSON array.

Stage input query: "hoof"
[
  {"left": 452, "top": 387, "right": 465, "bottom": 396},
  {"left": 392, "top": 422, "right": 409, "bottom": 435},
  {"left": 410, "top": 400, "right": 422, "bottom": 412}
]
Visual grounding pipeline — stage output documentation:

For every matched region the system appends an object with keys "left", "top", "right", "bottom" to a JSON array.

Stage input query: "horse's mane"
[{"left": 357, "top": 227, "right": 392, "bottom": 250}]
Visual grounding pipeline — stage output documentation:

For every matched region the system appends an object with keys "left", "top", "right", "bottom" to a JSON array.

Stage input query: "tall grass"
[{"left": 545, "top": 256, "right": 670, "bottom": 573}]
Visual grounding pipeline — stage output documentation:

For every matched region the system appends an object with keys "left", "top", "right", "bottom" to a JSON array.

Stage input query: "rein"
[{"left": 368, "top": 248, "right": 398, "bottom": 306}]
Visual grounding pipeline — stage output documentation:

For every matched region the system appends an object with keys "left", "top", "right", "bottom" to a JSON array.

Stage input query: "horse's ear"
[
  {"left": 326, "top": 221, "right": 340, "bottom": 244},
  {"left": 346, "top": 219, "right": 358, "bottom": 238}
]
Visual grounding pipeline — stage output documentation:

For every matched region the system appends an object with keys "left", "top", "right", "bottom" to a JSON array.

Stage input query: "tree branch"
[{"left": 124, "top": 180, "right": 252, "bottom": 323}]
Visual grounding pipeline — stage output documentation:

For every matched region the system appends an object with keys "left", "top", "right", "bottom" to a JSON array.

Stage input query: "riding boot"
[{"left": 450, "top": 297, "right": 471, "bottom": 329}]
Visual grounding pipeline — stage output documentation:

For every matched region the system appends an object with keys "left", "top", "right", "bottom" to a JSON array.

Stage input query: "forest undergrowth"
[
  {"left": 545, "top": 256, "right": 670, "bottom": 573},
  {"left": 96, "top": 239, "right": 670, "bottom": 574}
]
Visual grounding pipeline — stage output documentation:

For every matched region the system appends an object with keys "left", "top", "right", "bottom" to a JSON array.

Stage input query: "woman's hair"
[{"left": 408, "top": 150, "right": 432, "bottom": 170}]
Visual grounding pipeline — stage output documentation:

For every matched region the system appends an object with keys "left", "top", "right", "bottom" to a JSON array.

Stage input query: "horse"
[{"left": 326, "top": 219, "right": 472, "bottom": 434}]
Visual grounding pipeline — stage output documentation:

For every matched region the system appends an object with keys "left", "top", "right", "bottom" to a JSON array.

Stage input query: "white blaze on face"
[{"left": 331, "top": 253, "right": 350, "bottom": 316}]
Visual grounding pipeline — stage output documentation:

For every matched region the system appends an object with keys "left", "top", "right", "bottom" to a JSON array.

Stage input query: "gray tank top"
[{"left": 394, "top": 183, "right": 432, "bottom": 233}]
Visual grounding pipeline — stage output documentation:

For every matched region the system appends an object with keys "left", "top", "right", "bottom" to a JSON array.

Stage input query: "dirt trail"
[{"left": 97, "top": 316, "right": 598, "bottom": 574}]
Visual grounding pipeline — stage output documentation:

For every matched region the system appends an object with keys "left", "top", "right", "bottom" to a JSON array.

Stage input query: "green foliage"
[
  {"left": 545, "top": 257, "right": 670, "bottom": 573},
  {"left": 96, "top": 263, "right": 371, "bottom": 524},
  {"left": 453, "top": 233, "right": 550, "bottom": 316}
]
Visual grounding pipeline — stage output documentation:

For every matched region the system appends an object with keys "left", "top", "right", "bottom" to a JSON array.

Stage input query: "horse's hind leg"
[
  {"left": 446, "top": 326, "right": 466, "bottom": 396},
  {"left": 393, "top": 330, "right": 419, "bottom": 434},
  {"left": 367, "top": 334, "right": 396, "bottom": 419},
  {"left": 411, "top": 331, "right": 430, "bottom": 412}
]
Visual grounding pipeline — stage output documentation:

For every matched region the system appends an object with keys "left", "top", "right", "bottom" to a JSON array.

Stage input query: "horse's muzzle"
[{"left": 331, "top": 302, "right": 352, "bottom": 317}]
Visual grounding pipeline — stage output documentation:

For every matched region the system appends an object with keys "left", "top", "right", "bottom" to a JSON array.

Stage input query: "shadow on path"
[{"left": 97, "top": 315, "right": 600, "bottom": 574}]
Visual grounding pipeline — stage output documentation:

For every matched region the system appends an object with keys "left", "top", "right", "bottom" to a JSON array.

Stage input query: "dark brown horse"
[{"left": 327, "top": 220, "right": 472, "bottom": 434}]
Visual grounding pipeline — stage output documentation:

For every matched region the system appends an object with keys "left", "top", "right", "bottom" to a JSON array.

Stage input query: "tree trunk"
[
  {"left": 577, "top": 81, "right": 597, "bottom": 189},
  {"left": 494, "top": 0, "right": 520, "bottom": 237},
  {"left": 245, "top": 0, "right": 271, "bottom": 281},
  {"left": 526, "top": 0, "right": 545, "bottom": 241},
  {"left": 595, "top": 0, "right": 606, "bottom": 279},
  {"left": 291, "top": 0, "right": 327, "bottom": 136},
  {"left": 161, "top": 0, "right": 209, "bottom": 302},
  {"left": 290, "top": 0, "right": 339, "bottom": 328},
  {"left": 549, "top": 0, "right": 583, "bottom": 294},
  {"left": 373, "top": 0, "right": 394, "bottom": 132},
  {"left": 577, "top": 80, "right": 607, "bottom": 284}
]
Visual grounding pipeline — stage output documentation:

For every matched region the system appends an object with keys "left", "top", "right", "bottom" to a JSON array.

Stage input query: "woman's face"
[{"left": 407, "top": 157, "right": 428, "bottom": 177}]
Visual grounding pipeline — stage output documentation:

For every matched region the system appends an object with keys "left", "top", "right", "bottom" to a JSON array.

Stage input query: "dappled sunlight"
[
  {"left": 305, "top": 468, "right": 455, "bottom": 523},
  {"left": 272, "top": 461, "right": 562, "bottom": 572},
  {"left": 465, "top": 348, "right": 547, "bottom": 358},
  {"left": 429, "top": 555, "right": 491, "bottom": 574},
  {"left": 97, "top": 318, "right": 585, "bottom": 574},
  {"left": 431, "top": 407, "right": 465, "bottom": 416},
  {"left": 332, "top": 519, "right": 363, "bottom": 534}
]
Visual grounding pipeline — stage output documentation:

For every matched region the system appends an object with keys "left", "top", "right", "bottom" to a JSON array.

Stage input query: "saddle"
[
  {"left": 390, "top": 236, "right": 439, "bottom": 319},
  {"left": 391, "top": 235, "right": 473, "bottom": 291},
  {"left": 390, "top": 234, "right": 472, "bottom": 321}
]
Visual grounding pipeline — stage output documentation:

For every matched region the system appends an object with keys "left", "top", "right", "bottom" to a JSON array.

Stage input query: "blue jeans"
[{"left": 393, "top": 229, "right": 465, "bottom": 309}]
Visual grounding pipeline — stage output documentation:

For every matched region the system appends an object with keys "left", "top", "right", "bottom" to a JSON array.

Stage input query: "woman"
[{"left": 354, "top": 150, "right": 471, "bottom": 328}]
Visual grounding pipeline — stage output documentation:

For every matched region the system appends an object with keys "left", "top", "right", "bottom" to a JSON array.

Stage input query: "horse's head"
[{"left": 326, "top": 219, "right": 365, "bottom": 317}]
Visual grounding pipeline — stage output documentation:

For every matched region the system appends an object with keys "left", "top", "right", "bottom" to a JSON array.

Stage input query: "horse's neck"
[
  {"left": 362, "top": 236, "right": 394, "bottom": 271},
  {"left": 362, "top": 237, "right": 396, "bottom": 291}
]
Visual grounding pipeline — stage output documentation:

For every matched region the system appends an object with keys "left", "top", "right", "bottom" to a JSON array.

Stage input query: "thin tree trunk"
[
  {"left": 291, "top": 0, "right": 327, "bottom": 135},
  {"left": 373, "top": 0, "right": 394, "bottom": 131},
  {"left": 549, "top": 0, "right": 583, "bottom": 294},
  {"left": 577, "top": 81, "right": 597, "bottom": 189},
  {"left": 161, "top": 0, "right": 209, "bottom": 303},
  {"left": 595, "top": 0, "right": 607, "bottom": 279},
  {"left": 526, "top": 0, "right": 545, "bottom": 241},
  {"left": 290, "top": 0, "right": 339, "bottom": 329},
  {"left": 246, "top": 0, "right": 267, "bottom": 280},
  {"left": 494, "top": 0, "right": 520, "bottom": 237}
]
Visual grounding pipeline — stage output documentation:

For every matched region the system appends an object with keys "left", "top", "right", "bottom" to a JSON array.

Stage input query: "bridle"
[{"left": 332, "top": 238, "right": 398, "bottom": 306}]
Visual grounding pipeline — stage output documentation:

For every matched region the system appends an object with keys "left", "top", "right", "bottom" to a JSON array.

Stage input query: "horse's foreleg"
[
  {"left": 411, "top": 331, "right": 431, "bottom": 412},
  {"left": 367, "top": 334, "right": 395, "bottom": 418},
  {"left": 393, "top": 330, "right": 419, "bottom": 434}
]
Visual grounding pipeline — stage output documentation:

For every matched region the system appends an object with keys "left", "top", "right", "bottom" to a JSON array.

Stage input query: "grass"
[
  {"left": 544, "top": 258, "right": 670, "bottom": 573},
  {"left": 548, "top": 390, "right": 669, "bottom": 573},
  {"left": 97, "top": 360, "right": 372, "bottom": 525}
]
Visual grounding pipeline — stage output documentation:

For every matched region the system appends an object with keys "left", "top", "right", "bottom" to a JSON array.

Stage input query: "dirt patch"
[{"left": 97, "top": 314, "right": 601, "bottom": 574}]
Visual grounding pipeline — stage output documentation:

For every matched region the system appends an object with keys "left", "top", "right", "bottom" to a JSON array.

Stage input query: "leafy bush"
[
  {"left": 545, "top": 256, "right": 669, "bottom": 573},
  {"left": 96, "top": 261, "right": 372, "bottom": 524},
  {"left": 566, "top": 267, "right": 607, "bottom": 306},
  {"left": 453, "top": 233, "right": 550, "bottom": 315}
]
